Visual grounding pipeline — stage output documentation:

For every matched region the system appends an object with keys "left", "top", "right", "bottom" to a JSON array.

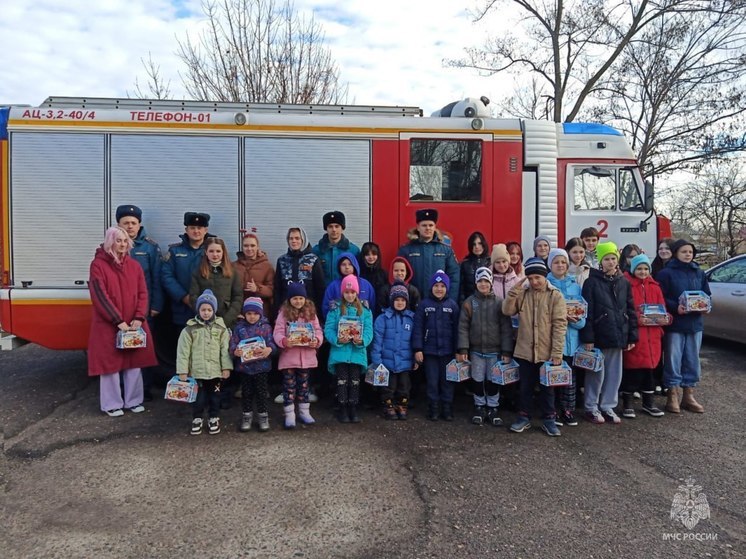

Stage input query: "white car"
[{"left": 704, "top": 255, "right": 746, "bottom": 343}]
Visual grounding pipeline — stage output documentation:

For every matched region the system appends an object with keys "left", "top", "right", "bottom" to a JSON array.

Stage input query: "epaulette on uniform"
[{"left": 143, "top": 236, "right": 159, "bottom": 247}]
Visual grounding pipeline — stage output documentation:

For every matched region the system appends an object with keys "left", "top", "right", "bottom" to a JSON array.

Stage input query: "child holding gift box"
[
  {"left": 273, "top": 282, "right": 323, "bottom": 429},
  {"left": 580, "top": 242, "right": 638, "bottom": 425},
  {"left": 622, "top": 255, "right": 666, "bottom": 418},
  {"left": 656, "top": 240, "right": 711, "bottom": 414},
  {"left": 503, "top": 258, "right": 567, "bottom": 436},
  {"left": 177, "top": 289, "right": 232, "bottom": 436},
  {"left": 325, "top": 274, "right": 374, "bottom": 423},
  {"left": 230, "top": 297, "right": 277, "bottom": 433},
  {"left": 413, "top": 270, "right": 461, "bottom": 421},
  {"left": 457, "top": 267, "right": 514, "bottom": 427},
  {"left": 371, "top": 281, "right": 416, "bottom": 420},
  {"left": 547, "top": 248, "right": 586, "bottom": 427}
]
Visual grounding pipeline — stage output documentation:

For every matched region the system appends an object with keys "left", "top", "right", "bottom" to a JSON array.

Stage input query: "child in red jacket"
[{"left": 622, "top": 255, "right": 667, "bottom": 418}]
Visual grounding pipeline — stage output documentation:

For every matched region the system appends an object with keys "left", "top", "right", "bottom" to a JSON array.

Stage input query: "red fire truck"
[{"left": 0, "top": 96, "right": 670, "bottom": 350}]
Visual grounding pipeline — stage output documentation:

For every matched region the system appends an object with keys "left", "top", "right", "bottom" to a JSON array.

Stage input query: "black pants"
[
  {"left": 241, "top": 372, "right": 269, "bottom": 414},
  {"left": 193, "top": 378, "right": 222, "bottom": 419},
  {"left": 381, "top": 371, "right": 412, "bottom": 402},
  {"left": 621, "top": 367, "right": 655, "bottom": 394},
  {"left": 336, "top": 363, "right": 362, "bottom": 405},
  {"left": 516, "top": 358, "right": 556, "bottom": 419}
]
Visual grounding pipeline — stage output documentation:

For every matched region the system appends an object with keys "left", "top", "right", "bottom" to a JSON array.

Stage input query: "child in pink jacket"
[{"left": 273, "top": 282, "right": 324, "bottom": 429}]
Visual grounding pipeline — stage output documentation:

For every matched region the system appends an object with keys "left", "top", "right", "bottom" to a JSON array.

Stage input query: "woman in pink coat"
[{"left": 88, "top": 226, "right": 157, "bottom": 416}]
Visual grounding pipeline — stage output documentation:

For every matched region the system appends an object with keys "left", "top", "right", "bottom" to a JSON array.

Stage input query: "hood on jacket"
[
  {"left": 286, "top": 226, "right": 311, "bottom": 253},
  {"left": 547, "top": 272, "right": 579, "bottom": 290},
  {"left": 624, "top": 271, "right": 661, "bottom": 288},
  {"left": 94, "top": 245, "right": 128, "bottom": 268},
  {"left": 389, "top": 256, "right": 414, "bottom": 285},
  {"left": 335, "top": 251, "right": 360, "bottom": 277}
]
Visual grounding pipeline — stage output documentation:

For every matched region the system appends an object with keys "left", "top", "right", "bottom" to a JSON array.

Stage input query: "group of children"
[{"left": 176, "top": 225, "right": 710, "bottom": 438}]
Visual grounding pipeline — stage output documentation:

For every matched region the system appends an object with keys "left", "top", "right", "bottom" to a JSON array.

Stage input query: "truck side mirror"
[{"left": 643, "top": 179, "right": 654, "bottom": 213}]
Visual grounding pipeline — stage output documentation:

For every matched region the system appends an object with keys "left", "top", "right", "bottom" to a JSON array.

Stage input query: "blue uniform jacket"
[
  {"left": 322, "top": 251, "right": 376, "bottom": 317},
  {"left": 162, "top": 233, "right": 210, "bottom": 326},
  {"left": 371, "top": 308, "right": 415, "bottom": 373},
  {"left": 547, "top": 273, "right": 587, "bottom": 356},
  {"left": 398, "top": 232, "right": 460, "bottom": 302},
  {"left": 412, "top": 296, "right": 460, "bottom": 356},
  {"left": 312, "top": 234, "right": 360, "bottom": 286},
  {"left": 657, "top": 259, "right": 711, "bottom": 334},
  {"left": 129, "top": 226, "right": 164, "bottom": 313}
]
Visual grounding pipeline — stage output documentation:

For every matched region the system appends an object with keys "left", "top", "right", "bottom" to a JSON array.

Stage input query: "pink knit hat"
[{"left": 341, "top": 274, "right": 359, "bottom": 295}]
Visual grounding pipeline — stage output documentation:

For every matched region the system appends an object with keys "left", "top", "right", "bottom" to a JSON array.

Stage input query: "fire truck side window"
[
  {"left": 409, "top": 139, "right": 482, "bottom": 202},
  {"left": 619, "top": 168, "right": 643, "bottom": 211},
  {"left": 573, "top": 167, "right": 615, "bottom": 211}
]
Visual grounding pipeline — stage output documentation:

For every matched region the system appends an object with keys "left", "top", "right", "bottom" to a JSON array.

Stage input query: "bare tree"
[
  {"left": 175, "top": 0, "right": 346, "bottom": 103},
  {"left": 668, "top": 159, "right": 746, "bottom": 259},
  {"left": 587, "top": 3, "right": 746, "bottom": 177},
  {"left": 129, "top": 53, "right": 173, "bottom": 99}
]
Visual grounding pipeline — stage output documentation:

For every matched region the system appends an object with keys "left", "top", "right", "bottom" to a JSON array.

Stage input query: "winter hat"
[
  {"left": 671, "top": 239, "right": 697, "bottom": 258},
  {"left": 596, "top": 241, "right": 620, "bottom": 262},
  {"left": 547, "top": 248, "right": 569, "bottom": 270},
  {"left": 184, "top": 212, "right": 210, "bottom": 227},
  {"left": 196, "top": 289, "right": 218, "bottom": 312},
  {"left": 416, "top": 208, "right": 438, "bottom": 223},
  {"left": 115, "top": 204, "right": 142, "bottom": 222},
  {"left": 242, "top": 297, "right": 264, "bottom": 316},
  {"left": 389, "top": 281, "right": 409, "bottom": 304},
  {"left": 630, "top": 254, "right": 651, "bottom": 273},
  {"left": 341, "top": 274, "right": 359, "bottom": 295},
  {"left": 430, "top": 269, "right": 451, "bottom": 291},
  {"left": 533, "top": 235, "right": 551, "bottom": 252},
  {"left": 490, "top": 243, "right": 510, "bottom": 265},
  {"left": 287, "top": 281, "right": 307, "bottom": 300},
  {"left": 524, "top": 257, "right": 548, "bottom": 277},
  {"left": 475, "top": 266, "right": 493, "bottom": 285},
  {"left": 323, "top": 211, "right": 346, "bottom": 229}
]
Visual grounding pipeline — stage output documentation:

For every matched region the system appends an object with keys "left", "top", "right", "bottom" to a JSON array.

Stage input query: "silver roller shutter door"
[
  {"left": 11, "top": 132, "right": 104, "bottom": 286},
  {"left": 245, "top": 138, "right": 370, "bottom": 263},
  {"left": 111, "top": 135, "right": 240, "bottom": 256}
]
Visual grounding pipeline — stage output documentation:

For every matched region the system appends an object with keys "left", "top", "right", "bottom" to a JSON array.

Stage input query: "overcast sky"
[{"left": 0, "top": 0, "right": 513, "bottom": 115}]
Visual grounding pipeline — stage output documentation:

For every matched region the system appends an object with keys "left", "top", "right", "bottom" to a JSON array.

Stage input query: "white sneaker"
[
  {"left": 273, "top": 394, "right": 284, "bottom": 404},
  {"left": 105, "top": 409, "right": 124, "bottom": 417},
  {"left": 127, "top": 405, "right": 145, "bottom": 413}
]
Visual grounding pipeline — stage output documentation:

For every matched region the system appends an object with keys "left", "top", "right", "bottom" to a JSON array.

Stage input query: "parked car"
[{"left": 704, "top": 254, "right": 746, "bottom": 343}]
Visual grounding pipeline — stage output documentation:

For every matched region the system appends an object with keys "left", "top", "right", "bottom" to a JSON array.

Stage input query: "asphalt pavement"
[{"left": 1, "top": 340, "right": 744, "bottom": 559}]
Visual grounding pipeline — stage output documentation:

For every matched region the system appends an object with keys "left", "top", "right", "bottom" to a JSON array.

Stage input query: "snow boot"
[
  {"left": 283, "top": 404, "right": 296, "bottom": 429},
  {"left": 297, "top": 402, "right": 316, "bottom": 425},
  {"left": 348, "top": 404, "right": 361, "bottom": 423},
  {"left": 257, "top": 412, "right": 270, "bottom": 432},
  {"left": 641, "top": 392, "right": 664, "bottom": 417},
  {"left": 395, "top": 398, "right": 409, "bottom": 420},
  {"left": 383, "top": 399, "right": 397, "bottom": 420},
  {"left": 239, "top": 412, "right": 253, "bottom": 432}
]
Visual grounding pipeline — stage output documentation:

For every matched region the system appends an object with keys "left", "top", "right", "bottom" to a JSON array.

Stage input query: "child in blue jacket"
[
  {"left": 325, "top": 274, "right": 374, "bottom": 423},
  {"left": 229, "top": 297, "right": 277, "bottom": 433},
  {"left": 413, "top": 270, "right": 460, "bottom": 421},
  {"left": 547, "top": 249, "right": 586, "bottom": 427},
  {"left": 657, "top": 239, "right": 711, "bottom": 414},
  {"left": 371, "top": 281, "right": 416, "bottom": 420}
]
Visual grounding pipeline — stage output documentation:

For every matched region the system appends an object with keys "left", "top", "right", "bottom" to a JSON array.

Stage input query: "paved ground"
[{"left": 1, "top": 339, "right": 744, "bottom": 559}]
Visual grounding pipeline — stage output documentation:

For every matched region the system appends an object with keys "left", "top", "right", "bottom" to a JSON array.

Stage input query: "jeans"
[
  {"left": 664, "top": 331, "right": 703, "bottom": 388},
  {"left": 469, "top": 352, "right": 500, "bottom": 408}
]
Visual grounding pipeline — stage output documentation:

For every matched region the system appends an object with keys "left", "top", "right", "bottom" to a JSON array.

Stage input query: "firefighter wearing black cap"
[
  {"left": 397, "top": 208, "right": 460, "bottom": 301},
  {"left": 162, "top": 212, "right": 214, "bottom": 327},
  {"left": 312, "top": 210, "right": 360, "bottom": 286}
]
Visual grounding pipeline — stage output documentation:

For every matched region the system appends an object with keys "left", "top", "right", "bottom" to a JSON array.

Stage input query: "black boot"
[
  {"left": 441, "top": 403, "right": 454, "bottom": 422},
  {"left": 337, "top": 403, "right": 350, "bottom": 423},
  {"left": 348, "top": 404, "right": 361, "bottom": 423},
  {"left": 427, "top": 401, "right": 439, "bottom": 421},
  {"left": 621, "top": 392, "right": 635, "bottom": 418},
  {"left": 471, "top": 405, "right": 487, "bottom": 425},
  {"left": 641, "top": 392, "right": 664, "bottom": 417}
]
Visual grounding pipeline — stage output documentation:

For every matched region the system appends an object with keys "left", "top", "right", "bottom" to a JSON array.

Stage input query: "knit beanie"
[
  {"left": 430, "top": 269, "right": 450, "bottom": 291},
  {"left": 475, "top": 266, "right": 493, "bottom": 285},
  {"left": 547, "top": 248, "right": 569, "bottom": 270},
  {"left": 490, "top": 243, "right": 510, "bottom": 265},
  {"left": 196, "top": 289, "right": 218, "bottom": 312},
  {"left": 287, "top": 281, "right": 307, "bottom": 300},
  {"left": 533, "top": 235, "right": 551, "bottom": 252},
  {"left": 389, "top": 281, "right": 409, "bottom": 305},
  {"left": 630, "top": 254, "right": 651, "bottom": 273},
  {"left": 523, "top": 257, "right": 548, "bottom": 277},
  {"left": 341, "top": 274, "right": 359, "bottom": 295},
  {"left": 242, "top": 297, "right": 264, "bottom": 316},
  {"left": 596, "top": 241, "right": 620, "bottom": 262},
  {"left": 671, "top": 239, "right": 697, "bottom": 258}
]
